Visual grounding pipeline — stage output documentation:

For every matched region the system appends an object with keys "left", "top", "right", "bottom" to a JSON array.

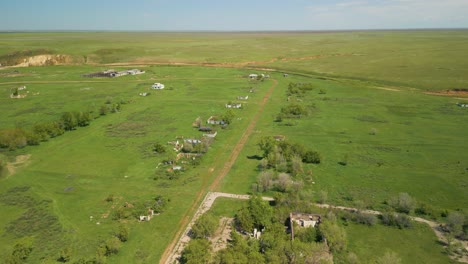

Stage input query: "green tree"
[
  {"left": 61, "top": 112, "right": 78, "bottom": 130},
  {"left": 302, "top": 150, "right": 321, "bottom": 164},
  {"left": 191, "top": 214, "right": 218, "bottom": 239},
  {"left": 258, "top": 137, "right": 277, "bottom": 158},
  {"left": 221, "top": 109, "right": 235, "bottom": 125},
  {"left": 180, "top": 239, "right": 211, "bottom": 264},
  {"left": 319, "top": 221, "right": 347, "bottom": 253},
  {"left": 447, "top": 212, "right": 465, "bottom": 237}
]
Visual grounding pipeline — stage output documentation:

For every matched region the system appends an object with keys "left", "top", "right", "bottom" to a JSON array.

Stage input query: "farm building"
[
  {"left": 83, "top": 69, "right": 145, "bottom": 78},
  {"left": 289, "top": 212, "right": 321, "bottom": 241},
  {"left": 237, "top": 95, "right": 249, "bottom": 100},
  {"left": 290, "top": 213, "right": 321, "bottom": 228},
  {"left": 225, "top": 103, "right": 242, "bottom": 109},
  {"left": 207, "top": 116, "right": 225, "bottom": 125},
  {"left": 152, "top": 83, "right": 165, "bottom": 89}
]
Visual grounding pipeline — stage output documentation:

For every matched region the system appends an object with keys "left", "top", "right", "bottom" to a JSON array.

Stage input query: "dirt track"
[{"left": 159, "top": 79, "right": 277, "bottom": 264}]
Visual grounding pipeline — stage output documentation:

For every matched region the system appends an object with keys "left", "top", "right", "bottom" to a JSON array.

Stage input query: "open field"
[
  {"left": 221, "top": 72, "right": 468, "bottom": 212},
  {"left": 0, "top": 64, "right": 273, "bottom": 262},
  {"left": 2, "top": 31, "right": 468, "bottom": 91},
  {"left": 0, "top": 31, "right": 467, "bottom": 263}
]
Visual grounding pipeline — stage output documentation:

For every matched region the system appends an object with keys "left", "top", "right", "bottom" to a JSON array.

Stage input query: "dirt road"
[{"left": 159, "top": 79, "right": 278, "bottom": 264}]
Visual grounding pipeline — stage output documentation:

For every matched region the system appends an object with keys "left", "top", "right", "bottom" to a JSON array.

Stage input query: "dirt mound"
[{"left": 14, "top": 54, "right": 72, "bottom": 67}]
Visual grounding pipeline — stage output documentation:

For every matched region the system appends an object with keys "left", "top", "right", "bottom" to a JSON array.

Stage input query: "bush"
[
  {"left": 388, "top": 193, "right": 415, "bottom": 214},
  {"left": 302, "top": 150, "right": 321, "bottom": 164},
  {"left": 354, "top": 212, "right": 377, "bottom": 226},
  {"left": 381, "top": 212, "right": 412, "bottom": 229}
]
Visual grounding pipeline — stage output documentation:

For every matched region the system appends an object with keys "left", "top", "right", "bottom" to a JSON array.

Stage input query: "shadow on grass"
[{"left": 247, "top": 155, "right": 263, "bottom": 160}]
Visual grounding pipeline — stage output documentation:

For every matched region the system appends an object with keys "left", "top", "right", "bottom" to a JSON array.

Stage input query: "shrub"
[
  {"left": 302, "top": 150, "right": 321, "bottom": 164},
  {"left": 388, "top": 193, "right": 415, "bottom": 214}
]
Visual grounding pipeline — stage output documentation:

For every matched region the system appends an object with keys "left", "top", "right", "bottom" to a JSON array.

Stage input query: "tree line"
[{"left": 0, "top": 100, "right": 125, "bottom": 150}]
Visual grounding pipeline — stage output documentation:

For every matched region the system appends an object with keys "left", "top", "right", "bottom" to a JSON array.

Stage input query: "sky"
[{"left": 1, "top": 0, "right": 468, "bottom": 31}]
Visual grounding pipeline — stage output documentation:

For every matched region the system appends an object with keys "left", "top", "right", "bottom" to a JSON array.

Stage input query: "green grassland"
[
  {"left": 0, "top": 64, "right": 273, "bottom": 262},
  {"left": 221, "top": 73, "right": 468, "bottom": 212},
  {"left": 1, "top": 31, "right": 468, "bottom": 90},
  {"left": 0, "top": 31, "right": 467, "bottom": 263}
]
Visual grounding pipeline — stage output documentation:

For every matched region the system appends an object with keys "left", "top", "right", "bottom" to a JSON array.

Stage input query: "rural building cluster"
[{"left": 83, "top": 69, "right": 145, "bottom": 78}]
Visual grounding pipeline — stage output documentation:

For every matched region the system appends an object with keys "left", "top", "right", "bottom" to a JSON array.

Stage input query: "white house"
[{"left": 152, "top": 83, "right": 165, "bottom": 89}]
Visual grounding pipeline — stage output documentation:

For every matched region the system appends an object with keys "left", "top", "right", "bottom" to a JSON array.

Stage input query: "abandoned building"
[
  {"left": 83, "top": 69, "right": 145, "bottom": 78},
  {"left": 207, "top": 116, "right": 225, "bottom": 125},
  {"left": 225, "top": 103, "right": 242, "bottom": 109},
  {"left": 289, "top": 212, "right": 321, "bottom": 240}
]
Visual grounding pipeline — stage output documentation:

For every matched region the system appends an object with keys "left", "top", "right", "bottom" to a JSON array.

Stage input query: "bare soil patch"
[
  {"left": 425, "top": 90, "right": 468, "bottom": 97},
  {"left": 210, "top": 217, "right": 234, "bottom": 253},
  {"left": 6, "top": 154, "right": 31, "bottom": 176}
]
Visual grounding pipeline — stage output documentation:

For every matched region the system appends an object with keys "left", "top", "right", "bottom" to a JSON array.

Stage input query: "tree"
[
  {"left": 76, "top": 111, "right": 91, "bottom": 127},
  {"left": 276, "top": 173, "right": 291, "bottom": 192},
  {"left": 180, "top": 239, "right": 211, "bottom": 264},
  {"left": 257, "top": 137, "right": 276, "bottom": 158},
  {"left": 61, "top": 112, "right": 78, "bottom": 130},
  {"left": 290, "top": 155, "right": 303, "bottom": 176},
  {"left": 319, "top": 221, "right": 347, "bottom": 253},
  {"left": 447, "top": 212, "right": 465, "bottom": 237},
  {"left": 221, "top": 109, "right": 235, "bottom": 125},
  {"left": 191, "top": 214, "right": 218, "bottom": 239},
  {"left": 257, "top": 171, "right": 274, "bottom": 192}
]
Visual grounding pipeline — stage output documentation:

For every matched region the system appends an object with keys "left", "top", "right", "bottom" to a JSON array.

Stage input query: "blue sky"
[{"left": 1, "top": 0, "right": 468, "bottom": 31}]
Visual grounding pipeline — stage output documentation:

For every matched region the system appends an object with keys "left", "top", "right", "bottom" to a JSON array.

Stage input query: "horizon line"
[{"left": 1, "top": 27, "right": 468, "bottom": 33}]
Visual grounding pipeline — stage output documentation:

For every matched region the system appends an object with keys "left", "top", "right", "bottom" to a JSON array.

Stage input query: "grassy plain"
[
  {"left": 0, "top": 31, "right": 467, "bottom": 263},
  {"left": 0, "top": 64, "right": 273, "bottom": 262},
  {"left": 1, "top": 30, "right": 468, "bottom": 90},
  {"left": 221, "top": 73, "right": 468, "bottom": 212}
]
